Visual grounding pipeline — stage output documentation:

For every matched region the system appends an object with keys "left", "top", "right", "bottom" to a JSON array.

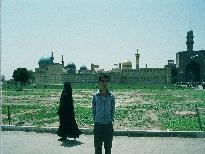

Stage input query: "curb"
[{"left": 1, "top": 125, "right": 205, "bottom": 138}]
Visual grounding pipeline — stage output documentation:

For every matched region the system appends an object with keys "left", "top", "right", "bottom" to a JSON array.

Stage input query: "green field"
[{"left": 2, "top": 83, "right": 205, "bottom": 131}]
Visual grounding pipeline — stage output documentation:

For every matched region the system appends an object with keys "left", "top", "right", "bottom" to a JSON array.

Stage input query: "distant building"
[
  {"left": 1, "top": 75, "right": 6, "bottom": 83},
  {"left": 164, "top": 60, "right": 177, "bottom": 83},
  {"left": 34, "top": 50, "right": 171, "bottom": 85},
  {"left": 35, "top": 52, "right": 64, "bottom": 85},
  {"left": 31, "top": 30, "right": 205, "bottom": 85},
  {"left": 176, "top": 30, "right": 205, "bottom": 83}
]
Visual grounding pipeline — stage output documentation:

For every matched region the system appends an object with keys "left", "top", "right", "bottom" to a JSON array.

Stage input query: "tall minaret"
[
  {"left": 186, "top": 30, "right": 194, "bottom": 51},
  {"left": 135, "top": 49, "right": 140, "bottom": 69},
  {"left": 61, "top": 54, "right": 64, "bottom": 66},
  {"left": 50, "top": 52, "right": 54, "bottom": 62}
]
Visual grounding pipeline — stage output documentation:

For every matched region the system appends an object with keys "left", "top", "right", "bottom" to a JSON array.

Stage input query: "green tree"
[
  {"left": 28, "top": 70, "right": 35, "bottom": 84},
  {"left": 12, "top": 68, "right": 30, "bottom": 90}
]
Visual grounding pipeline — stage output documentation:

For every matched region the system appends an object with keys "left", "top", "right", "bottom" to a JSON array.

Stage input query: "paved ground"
[{"left": 1, "top": 131, "right": 205, "bottom": 154}]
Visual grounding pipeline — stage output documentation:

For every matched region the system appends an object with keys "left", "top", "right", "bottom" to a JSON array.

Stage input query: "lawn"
[{"left": 2, "top": 83, "right": 205, "bottom": 131}]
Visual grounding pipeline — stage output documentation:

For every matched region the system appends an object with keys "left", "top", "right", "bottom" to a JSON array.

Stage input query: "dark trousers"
[{"left": 94, "top": 123, "right": 114, "bottom": 154}]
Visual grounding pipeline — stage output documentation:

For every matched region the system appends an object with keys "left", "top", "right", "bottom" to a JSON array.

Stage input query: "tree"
[
  {"left": 28, "top": 70, "right": 35, "bottom": 84},
  {"left": 12, "top": 68, "right": 30, "bottom": 90}
]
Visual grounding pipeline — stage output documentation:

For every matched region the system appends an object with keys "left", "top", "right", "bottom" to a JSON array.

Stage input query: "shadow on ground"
[{"left": 60, "top": 139, "right": 84, "bottom": 148}]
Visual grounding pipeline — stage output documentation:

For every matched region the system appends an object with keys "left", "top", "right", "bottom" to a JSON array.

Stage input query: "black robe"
[{"left": 57, "top": 91, "right": 82, "bottom": 138}]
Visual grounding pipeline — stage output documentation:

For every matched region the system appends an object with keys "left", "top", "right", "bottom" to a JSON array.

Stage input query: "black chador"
[{"left": 57, "top": 83, "right": 82, "bottom": 141}]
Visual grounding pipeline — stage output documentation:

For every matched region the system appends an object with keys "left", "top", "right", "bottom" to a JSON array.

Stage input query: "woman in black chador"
[{"left": 57, "top": 83, "right": 82, "bottom": 141}]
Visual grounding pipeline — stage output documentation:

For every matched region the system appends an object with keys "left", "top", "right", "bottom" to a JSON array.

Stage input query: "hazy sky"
[{"left": 1, "top": 0, "right": 205, "bottom": 79}]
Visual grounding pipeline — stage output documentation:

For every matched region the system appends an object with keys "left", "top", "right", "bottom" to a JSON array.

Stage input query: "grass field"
[{"left": 2, "top": 83, "right": 205, "bottom": 131}]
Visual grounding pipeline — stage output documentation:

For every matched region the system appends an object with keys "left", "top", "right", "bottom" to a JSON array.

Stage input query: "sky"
[{"left": 1, "top": 0, "right": 205, "bottom": 80}]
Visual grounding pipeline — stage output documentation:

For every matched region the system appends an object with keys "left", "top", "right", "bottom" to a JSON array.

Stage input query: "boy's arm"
[
  {"left": 111, "top": 96, "right": 115, "bottom": 122},
  {"left": 92, "top": 95, "right": 96, "bottom": 121}
]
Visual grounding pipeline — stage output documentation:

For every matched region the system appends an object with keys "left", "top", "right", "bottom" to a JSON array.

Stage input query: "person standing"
[
  {"left": 92, "top": 74, "right": 115, "bottom": 154},
  {"left": 57, "top": 82, "right": 82, "bottom": 141}
]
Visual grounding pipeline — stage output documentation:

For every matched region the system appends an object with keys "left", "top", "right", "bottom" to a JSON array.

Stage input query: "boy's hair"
[{"left": 99, "top": 74, "right": 110, "bottom": 82}]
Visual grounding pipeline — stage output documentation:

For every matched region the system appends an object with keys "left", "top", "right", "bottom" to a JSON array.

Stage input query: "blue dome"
[
  {"left": 38, "top": 56, "right": 53, "bottom": 66},
  {"left": 80, "top": 64, "right": 87, "bottom": 71},
  {"left": 66, "top": 62, "right": 76, "bottom": 70}
]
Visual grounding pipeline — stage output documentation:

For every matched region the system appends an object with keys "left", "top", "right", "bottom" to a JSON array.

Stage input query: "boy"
[{"left": 92, "top": 74, "right": 115, "bottom": 154}]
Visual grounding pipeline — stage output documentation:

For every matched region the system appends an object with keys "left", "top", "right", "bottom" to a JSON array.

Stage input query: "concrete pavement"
[{"left": 1, "top": 131, "right": 205, "bottom": 154}]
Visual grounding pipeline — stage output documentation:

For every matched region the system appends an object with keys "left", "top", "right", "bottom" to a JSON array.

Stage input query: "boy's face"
[{"left": 99, "top": 77, "right": 109, "bottom": 89}]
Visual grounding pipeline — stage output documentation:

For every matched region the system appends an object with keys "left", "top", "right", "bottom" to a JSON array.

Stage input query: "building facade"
[
  {"left": 33, "top": 30, "right": 204, "bottom": 85},
  {"left": 176, "top": 30, "right": 205, "bottom": 83},
  {"left": 35, "top": 53, "right": 64, "bottom": 85},
  {"left": 34, "top": 51, "right": 171, "bottom": 85}
]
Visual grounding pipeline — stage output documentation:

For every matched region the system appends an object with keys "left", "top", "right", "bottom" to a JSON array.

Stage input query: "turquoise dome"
[
  {"left": 80, "top": 64, "right": 87, "bottom": 71},
  {"left": 38, "top": 56, "right": 53, "bottom": 66},
  {"left": 66, "top": 62, "right": 76, "bottom": 70}
]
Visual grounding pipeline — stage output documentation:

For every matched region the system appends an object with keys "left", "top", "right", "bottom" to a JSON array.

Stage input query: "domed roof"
[
  {"left": 38, "top": 56, "right": 53, "bottom": 66},
  {"left": 80, "top": 64, "right": 87, "bottom": 71},
  {"left": 122, "top": 59, "right": 132, "bottom": 67},
  {"left": 66, "top": 62, "right": 76, "bottom": 70}
]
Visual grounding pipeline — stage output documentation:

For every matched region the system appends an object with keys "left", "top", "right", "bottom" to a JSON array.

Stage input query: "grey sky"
[{"left": 1, "top": 0, "right": 205, "bottom": 79}]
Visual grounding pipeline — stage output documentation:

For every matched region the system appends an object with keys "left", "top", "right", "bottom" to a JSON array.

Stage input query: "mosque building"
[
  {"left": 34, "top": 49, "right": 171, "bottom": 85},
  {"left": 34, "top": 30, "right": 205, "bottom": 85},
  {"left": 35, "top": 52, "right": 64, "bottom": 84},
  {"left": 176, "top": 30, "right": 205, "bottom": 83}
]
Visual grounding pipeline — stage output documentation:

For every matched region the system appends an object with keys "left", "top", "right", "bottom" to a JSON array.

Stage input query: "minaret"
[
  {"left": 50, "top": 52, "right": 54, "bottom": 62},
  {"left": 186, "top": 30, "right": 194, "bottom": 51},
  {"left": 135, "top": 49, "right": 140, "bottom": 69},
  {"left": 61, "top": 54, "right": 64, "bottom": 66}
]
